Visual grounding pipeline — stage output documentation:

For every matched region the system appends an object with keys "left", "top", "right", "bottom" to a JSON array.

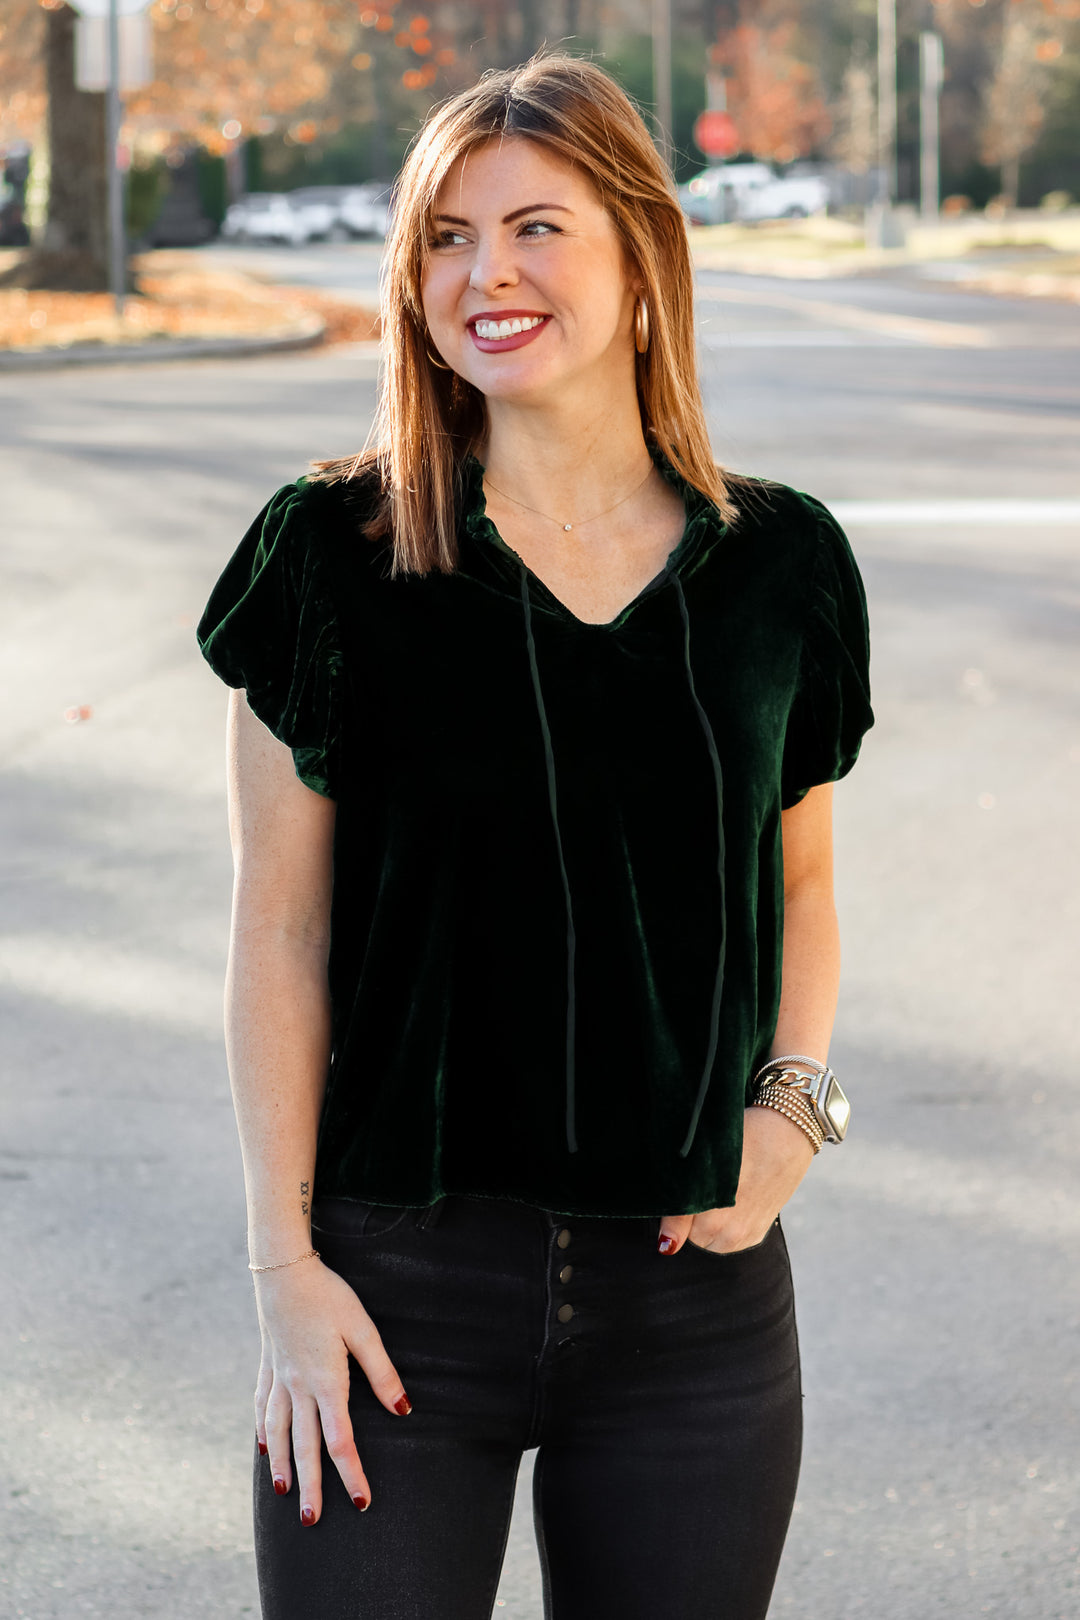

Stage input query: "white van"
[
  {"left": 678, "top": 164, "right": 829, "bottom": 226},
  {"left": 677, "top": 164, "right": 774, "bottom": 227}
]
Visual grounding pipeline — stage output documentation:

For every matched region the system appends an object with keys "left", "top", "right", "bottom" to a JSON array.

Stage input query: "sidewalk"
[
  {"left": 0, "top": 250, "right": 380, "bottom": 370},
  {"left": 689, "top": 209, "right": 1080, "bottom": 300}
]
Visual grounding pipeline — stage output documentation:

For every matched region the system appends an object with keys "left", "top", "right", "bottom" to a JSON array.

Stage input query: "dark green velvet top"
[{"left": 197, "top": 453, "right": 873, "bottom": 1218}]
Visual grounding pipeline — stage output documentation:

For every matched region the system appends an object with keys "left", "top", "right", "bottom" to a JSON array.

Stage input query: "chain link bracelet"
[
  {"left": 248, "top": 1248, "right": 321, "bottom": 1274},
  {"left": 751, "top": 1053, "right": 830, "bottom": 1087}
]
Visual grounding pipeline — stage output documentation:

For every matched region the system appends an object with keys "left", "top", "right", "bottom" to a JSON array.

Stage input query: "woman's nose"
[{"left": 468, "top": 237, "right": 519, "bottom": 295}]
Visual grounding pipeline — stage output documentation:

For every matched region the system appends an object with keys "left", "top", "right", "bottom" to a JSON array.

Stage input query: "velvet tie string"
[
  {"left": 671, "top": 572, "right": 728, "bottom": 1157},
  {"left": 520, "top": 566, "right": 579, "bottom": 1154}
]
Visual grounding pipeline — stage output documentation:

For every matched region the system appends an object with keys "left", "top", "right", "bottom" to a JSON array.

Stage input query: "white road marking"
[
  {"left": 702, "top": 330, "right": 899, "bottom": 347},
  {"left": 824, "top": 499, "right": 1080, "bottom": 524},
  {"left": 696, "top": 283, "right": 997, "bottom": 347}
]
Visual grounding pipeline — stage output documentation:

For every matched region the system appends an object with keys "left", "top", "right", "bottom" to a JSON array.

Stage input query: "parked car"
[
  {"left": 0, "top": 177, "right": 29, "bottom": 246},
  {"left": 0, "top": 142, "right": 31, "bottom": 247},
  {"left": 737, "top": 173, "right": 829, "bottom": 222},
  {"left": 223, "top": 193, "right": 306, "bottom": 245},
  {"left": 222, "top": 183, "right": 394, "bottom": 246},
  {"left": 677, "top": 163, "right": 774, "bottom": 226},
  {"left": 677, "top": 163, "right": 828, "bottom": 226},
  {"left": 220, "top": 191, "right": 335, "bottom": 244},
  {"left": 338, "top": 181, "right": 393, "bottom": 239},
  {"left": 288, "top": 187, "right": 350, "bottom": 240}
]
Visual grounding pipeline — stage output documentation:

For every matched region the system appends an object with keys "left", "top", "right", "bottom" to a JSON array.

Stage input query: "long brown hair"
[{"left": 312, "top": 53, "right": 739, "bottom": 576}]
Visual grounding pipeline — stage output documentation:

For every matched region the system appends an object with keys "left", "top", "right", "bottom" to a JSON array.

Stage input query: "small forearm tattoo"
[{"left": 300, "top": 1180, "right": 310, "bottom": 1216}]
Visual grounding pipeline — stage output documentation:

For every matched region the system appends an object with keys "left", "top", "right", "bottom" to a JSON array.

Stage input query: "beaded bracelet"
[{"left": 751, "top": 1083, "right": 824, "bottom": 1154}]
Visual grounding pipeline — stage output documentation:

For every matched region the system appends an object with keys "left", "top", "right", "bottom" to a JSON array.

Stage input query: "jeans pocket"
[
  {"left": 311, "top": 1196, "right": 413, "bottom": 1243},
  {"left": 684, "top": 1218, "right": 779, "bottom": 1260}
]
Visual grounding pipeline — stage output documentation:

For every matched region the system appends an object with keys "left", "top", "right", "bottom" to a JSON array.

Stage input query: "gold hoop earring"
[
  {"left": 634, "top": 297, "right": 650, "bottom": 355},
  {"left": 425, "top": 344, "right": 451, "bottom": 372}
]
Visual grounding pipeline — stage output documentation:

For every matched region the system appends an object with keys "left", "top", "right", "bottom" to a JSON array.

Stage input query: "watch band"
[{"left": 750, "top": 1054, "right": 851, "bottom": 1144}]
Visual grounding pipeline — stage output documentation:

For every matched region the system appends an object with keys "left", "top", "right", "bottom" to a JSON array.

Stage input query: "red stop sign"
[{"left": 693, "top": 110, "right": 739, "bottom": 160}]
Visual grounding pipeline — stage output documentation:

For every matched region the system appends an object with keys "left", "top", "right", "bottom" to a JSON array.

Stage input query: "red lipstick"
[{"left": 468, "top": 312, "right": 551, "bottom": 354}]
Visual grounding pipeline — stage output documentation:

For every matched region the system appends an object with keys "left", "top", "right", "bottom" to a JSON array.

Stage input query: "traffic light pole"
[
  {"left": 652, "top": 0, "right": 672, "bottom": 167},
  {"left": 876, "top": 0, "right": 897, "bottom": 206},
  {"left": 919, "top": 31, "right": 943, "bottom": 221},
  {"left": 106, "top": 0, "right": 125, "bottom": 314}
]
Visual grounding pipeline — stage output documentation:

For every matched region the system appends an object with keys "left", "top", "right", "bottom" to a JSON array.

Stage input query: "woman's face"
[{"left": 420, "top": 136, "right": 639, "bottom": 409}]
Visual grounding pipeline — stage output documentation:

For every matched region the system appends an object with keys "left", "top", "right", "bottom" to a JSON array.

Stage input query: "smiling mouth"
[{"left": 470, "top": 315, "right": 549, "bottom": 341}]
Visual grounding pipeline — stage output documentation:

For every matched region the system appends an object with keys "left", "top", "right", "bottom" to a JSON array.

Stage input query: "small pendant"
[{"left": 563, "top": 523, "right": 572, "bottom": 531}]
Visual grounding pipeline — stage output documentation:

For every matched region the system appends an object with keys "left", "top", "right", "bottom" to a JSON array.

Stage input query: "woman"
[{"left": 198, "top": 54, "right": 873, "bottom": 1620}]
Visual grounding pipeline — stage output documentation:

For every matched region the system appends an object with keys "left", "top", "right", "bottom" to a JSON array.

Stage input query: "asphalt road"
[{"left": 2, "top": 260, "right": 1079, "bottom": 1618}]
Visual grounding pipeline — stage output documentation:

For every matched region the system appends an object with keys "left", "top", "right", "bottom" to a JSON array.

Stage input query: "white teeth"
[{"left": 473, "top": 315, "right": 545, "bottom": 340}]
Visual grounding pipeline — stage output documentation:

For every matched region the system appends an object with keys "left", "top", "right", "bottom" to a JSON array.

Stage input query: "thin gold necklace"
[{"left": 483, "top": 463, "right": 655, "bottom": 533}]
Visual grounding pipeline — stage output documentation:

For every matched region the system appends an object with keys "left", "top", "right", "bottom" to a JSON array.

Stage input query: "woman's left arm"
[{"left": 658, "top": 782, "right": 839, "bottom": 1255}]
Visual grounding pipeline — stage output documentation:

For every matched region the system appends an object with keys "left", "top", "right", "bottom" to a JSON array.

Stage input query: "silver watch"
[{"left": 751, "top": 1055, "right": 850, "bottom": 1144}]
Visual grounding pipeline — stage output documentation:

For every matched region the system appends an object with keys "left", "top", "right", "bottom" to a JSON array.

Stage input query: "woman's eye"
[
  {"left": 429, "top": 229, "right": 468, "bottom": 248},
  {"left": 520, "top": 219, "right": 560, "bottom": 238}
]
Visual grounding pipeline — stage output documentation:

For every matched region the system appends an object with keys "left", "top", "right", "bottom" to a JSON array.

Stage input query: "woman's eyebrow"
[{"left": 433, "top": 203, "right": 574, "bottom": 226}]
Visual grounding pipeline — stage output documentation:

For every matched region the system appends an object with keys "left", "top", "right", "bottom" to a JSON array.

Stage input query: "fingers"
[
  {"left": 290, "top": 1391, "right": 325, "bottom": 1526},
  {"left": 264, "top": 1375, "right": 295, "bottom": 1499},
  {"left": 343, "top": 1298, "right": 413, "bottom": 1420},
  {"left": 261, "top": 1377, "right": 373, "bottom": 1522},
  {"left": 657, "top": 1212, "right": 694, "bottom": 1254},
  {"left": 319, "top": 1397, "right": 372, "bottom": 1514},
  {"left": 254, "top": 1359, "right": 272, "bottom": 1457}
]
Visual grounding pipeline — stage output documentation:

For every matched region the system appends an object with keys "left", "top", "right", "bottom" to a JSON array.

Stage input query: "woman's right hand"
[{"left": 253, "top": 1257, "right": 412, "bottom": 1524}]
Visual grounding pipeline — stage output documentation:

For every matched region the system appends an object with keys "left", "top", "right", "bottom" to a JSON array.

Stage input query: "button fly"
[
  {"left": 558, "top": 1264, "right": 573, "bottom": 1283},
  {"left": 556, "top": 1303, "right": 574, "bottom": 1323},
  {"left": 556, "top": 1228, "right": 571, "bottom": 1249}
]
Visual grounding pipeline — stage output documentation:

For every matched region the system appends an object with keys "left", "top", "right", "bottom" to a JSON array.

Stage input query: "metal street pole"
[
  {"left": 919, "top": 30, "right": 943, "bottom": 222},
  {"left": 106, "top": 0, "right": 125, "bottom": 315},
  {"left": 876, "top": 0, "right": 897, "bottom": 207},
  {"left": 652, "top": 0, "right": 672, "bottom": 168}
]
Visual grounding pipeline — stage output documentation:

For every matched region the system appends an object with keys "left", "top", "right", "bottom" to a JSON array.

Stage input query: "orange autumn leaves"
[{"left": 0, "top": 0, "right": 460, "bottom": 154}]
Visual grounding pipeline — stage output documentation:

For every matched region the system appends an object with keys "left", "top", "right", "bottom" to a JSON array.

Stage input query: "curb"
[
  {"left": 0, "top": 313, "right": 327, "bottom": 372},
  {"left": 947, "top": 270, "right": 1080, "bottom": 304}
]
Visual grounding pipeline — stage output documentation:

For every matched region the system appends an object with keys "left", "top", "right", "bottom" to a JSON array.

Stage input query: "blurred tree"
[
  {"left": 827, "top": 37, "right": 876, "bottom": 176},
  {"left": 709, "top": 3, "right": 832, "bottom": 162},
  {"left": 126, "top": 153, "right": 170, "bottom": 241},
  {"left": 978, "top": 0, "right": 1079, "bottom": 205},
  {"left": 931, "top": 0, "right": 1080, "bottom": 206},
  {"left": 0, "top": 2, "right": 111, "bottom": 291},
  {"left": 123, "top": 0, "right": 474, "bottom": 164},
  {"left": 0, "top": 1, "right": 46, "bottom": 148}
]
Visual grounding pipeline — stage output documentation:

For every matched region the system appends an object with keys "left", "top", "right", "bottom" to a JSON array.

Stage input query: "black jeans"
[{"left": 254, "top": 1193, "right": 803, "bottom": 1620}]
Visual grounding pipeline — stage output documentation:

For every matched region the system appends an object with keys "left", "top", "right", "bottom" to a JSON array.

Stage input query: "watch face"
[{"left": 821, "top": 1075, "right": 850, "bottom": 1141}]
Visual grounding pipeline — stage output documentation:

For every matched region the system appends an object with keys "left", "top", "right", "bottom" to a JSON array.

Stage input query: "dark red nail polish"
[
  {"left": 273, "top": 1476, "right": 288, "bottom": 1496},
  {"left": 257, "top": 1440, "right": 268, "bottom": 1457},
  {"left": 353, "top": 1493, "right": 369, "bottom": 1512},
  {"left": 658, "top": 1234, "right": 678, "bottom": 1254},
  {"left": 301, "top": 1506, "right": 316, "bottom": 1527},
  {"left": 393, "top": 1393, "right": 412, "bottom": 1416}
]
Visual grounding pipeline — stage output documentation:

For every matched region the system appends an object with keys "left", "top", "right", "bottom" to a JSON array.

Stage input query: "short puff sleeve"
[
  {"left": 780, "top": 496, "right": 874, "bottom": 810},
  {"left": 197, "top": 483, "right": 343, "bottom": 799}
]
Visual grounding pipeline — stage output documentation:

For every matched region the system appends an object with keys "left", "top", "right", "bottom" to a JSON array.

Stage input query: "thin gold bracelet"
[{"left": 248, "top": 1248, "right": 321, "bottom": 1274}]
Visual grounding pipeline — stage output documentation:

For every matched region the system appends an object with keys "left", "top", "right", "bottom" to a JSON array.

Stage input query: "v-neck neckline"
[{"left": 463, "top": 453, "right": 718, "bottom": 631}]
